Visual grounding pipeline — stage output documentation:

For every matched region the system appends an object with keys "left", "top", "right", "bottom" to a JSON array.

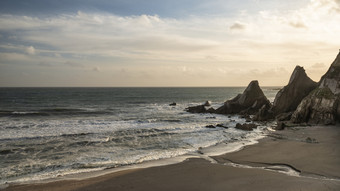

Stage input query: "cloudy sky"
[{"left": 0, "top": 0, "right": 339, "bottom": 87}]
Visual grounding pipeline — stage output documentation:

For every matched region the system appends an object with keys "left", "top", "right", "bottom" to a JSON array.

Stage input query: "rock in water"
[
  {"left": 275, "top": 122, "right": 286, "bottom": 130},
  {"left": 216, "top": 80, "right": 271, "bottom": 115},
  {"left": 185, "top": 105, "right": 207, "bottom": 113},
  {"left": 272, "top": 66, "right": 317, "bottom": 114},
  {"left": 203, "top": 101, "right": 211, "bottom": 107},
  {"left": 291, "top": 51, "right": 340, "bottom": 125},
  {"left": 235, "top": 123, "right": 257, "bottom": 131}
]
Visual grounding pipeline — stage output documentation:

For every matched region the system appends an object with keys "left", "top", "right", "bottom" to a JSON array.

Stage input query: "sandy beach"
[{"left": 4, "top": 125, "right": 340, "bottom": 191}]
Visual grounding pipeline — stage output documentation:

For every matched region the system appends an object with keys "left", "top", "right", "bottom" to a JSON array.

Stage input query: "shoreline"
[
  {"left": 4, "top": 125, "right": 340, "bottom": 191},
  {"left": 1, "top": 125, "right": 266, "bottom": 188}
]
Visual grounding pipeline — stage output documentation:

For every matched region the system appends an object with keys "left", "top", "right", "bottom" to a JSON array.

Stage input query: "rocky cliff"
[
  {"left": 272, "top": 66, "right": 317, "bottom": 114},
  {"left": 215, "top": 80, "right": 271, "bottom": 115},
  {"left": 291, "top": 51, "right": 340, "bottom": 125}
]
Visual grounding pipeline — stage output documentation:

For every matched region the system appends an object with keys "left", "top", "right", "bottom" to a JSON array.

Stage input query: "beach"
[{"left": 4, "top": 125, "right": 340, "bottom": 191}]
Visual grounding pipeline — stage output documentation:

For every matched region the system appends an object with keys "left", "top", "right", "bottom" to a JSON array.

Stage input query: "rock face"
[
  {"left": 291, "top": 87, "right": 339, "bottom": 125},
  {"left": 216, "top": 80, "right": 271, "bottom": 115},
  {"left": 253, "top": 104, "right": 274, "bottom": 121},
  {"left": 319, "top": 52, "right": 340, "bottom": 95},
  {"left": 272, "top": 66, "right": 317, "bottom": 114},
  {"left": 291, "top": 51, "right": 340, "bottom": 125}
]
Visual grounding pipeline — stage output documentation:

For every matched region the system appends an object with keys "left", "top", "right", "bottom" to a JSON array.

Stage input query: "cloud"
[
  {"left": 25, "top": 46, "right": 36, "bottom": 55},
  {"left": 38, "top": 61, "right": 53, "bottom": 67},
  {"left": 64, "top": 61, "right": 83, "bottom": 68},
  {"left": 289, "top": 20, "right": 307, "bottom": 28},
  {"left": 310, "top": 63, "right": 326, "bottom": 68},
  {"left": 1, "top": 0, "right": 340, "bottom": 87},
  {"left": 229, "top": 21, "right": 246, "bottom": 31}
]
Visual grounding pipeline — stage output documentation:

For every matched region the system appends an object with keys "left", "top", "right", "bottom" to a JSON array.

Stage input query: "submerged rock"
[
  {"left": 216, "top": 124, "right": 229, "bottom": 129},
  {"left": 205, "top": 125, "right": 216, "bottom": 128},
  {"left": 216, "top": 80, "right": 271, "bottom": 115},
  {"left": 169, "top": 102, "right": 176, "bottom": 106},
  {"left": 272, "top": 66, "right": 317, "bottom": 115}
]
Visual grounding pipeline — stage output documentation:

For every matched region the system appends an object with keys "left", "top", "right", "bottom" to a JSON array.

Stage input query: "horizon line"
[{"left": 0, "top": 86, "right": 283, "bottom": 88}]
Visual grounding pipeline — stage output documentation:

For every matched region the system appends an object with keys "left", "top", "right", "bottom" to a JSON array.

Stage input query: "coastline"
[{"left": 4, "top": 125, "right": 340, "bottom": 191}]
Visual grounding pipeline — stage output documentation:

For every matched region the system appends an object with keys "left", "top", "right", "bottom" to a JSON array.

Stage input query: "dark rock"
[
  {"left": 239, "top": 114, "right": 252, "bottom": 122},
  {"left": 216, "top": 124, "right": 228, "bottom": 128},
  {"left": 235, "top": 123, "right": 257, "bottom": 131},
  {"left": 205, "top": 125, "right": 216, "bottom": 128},
  {"left": 216, "top": 80, "right": 271, "bottom": 115},
  {"left": 306, "top": 137, "right": 318, "bottom": 143},
  {"left": 185, "top": 105, "right": 206, "bottom": 113},
  {"left": 272, "top": 66, "right": 317, "bottom": 115},
  {"left": 203, "top": 101, "right": 211, "bottom": 107},
  {"left": 291, "top": 87, "right": 338, "bottom": 125},
  {"left": 275, "top": 122, "right": 286, "bottom": 130},
  {"left": 169, "top": 102, "right": 176, "bottom": 106},
  {"left": 253, "top": 104, "right": 274, "bottom": 121},
  {"left": 276, "top": 112, "right": 293, "bottom": 121},
  {"left": 239, "top": 114, "right": 249, "bottom": 119},
  {"left": 0, "top": 149, "right": 13, "bottom": 155},
  {"left": 206, "top": 107, "right": 216, "bottom": 113}
]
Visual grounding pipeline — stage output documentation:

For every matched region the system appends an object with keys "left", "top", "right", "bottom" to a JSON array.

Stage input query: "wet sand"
[{"left": 4, "top": 125, "right": 340, "bottom": 191}]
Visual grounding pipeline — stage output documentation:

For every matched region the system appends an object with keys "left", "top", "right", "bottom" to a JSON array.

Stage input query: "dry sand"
[{"left": 4, "top": 125, "right": 340, "bottom": 191}]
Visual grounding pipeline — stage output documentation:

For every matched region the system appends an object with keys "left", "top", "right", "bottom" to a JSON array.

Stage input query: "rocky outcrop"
[
  {"left": 235, "top": 123, "right": 257, "bottom": 131},
  {"left": 253, "top": 104, "right": 274, "bottom": 121},
  {"left": 275, "top": 122, "right": 286, "bottom": 130},
  {"left": 185, "top": 105, "right": 207, "bottom": 113},
  {"left": 185, "top": 101, "right": 215, "bottom": 113},
  {"left": 291, "top": 51, "right": 340, "bottom": 125},
  {"left": 203, "top": 101, "right": 211, "bottom": 107},
  {"left": 215, "top": 80, "right": 271, "bottom": 115},
  {"left": 291, "top": 87, "right": 339, "bottom": 125},
  {"left": 272, "top": 66, "right": 317, "bottom": 115},
  {"left": 319, "top": 51, "right": 340, "bottom": 95}
]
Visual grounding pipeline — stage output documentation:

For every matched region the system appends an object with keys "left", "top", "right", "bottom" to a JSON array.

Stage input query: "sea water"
[{"left": 0, "top": 87, "right": 279, "bottom": 185}]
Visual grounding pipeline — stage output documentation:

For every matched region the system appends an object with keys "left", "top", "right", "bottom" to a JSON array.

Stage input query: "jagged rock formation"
[
  {"left": 185, "top": 50, "right": 340, "bottom": 126},
  {"left": 291, "top": 88, "right": 338, "bottom": 124},
  {"left": 215, "top": 80, "right": 271, "bottom": 115},
  {"left": 272, "top": 66, "right": 317, "bottom": 115},
  {"left": 291, "top": 51, "right": 340, "bottom": 125}
]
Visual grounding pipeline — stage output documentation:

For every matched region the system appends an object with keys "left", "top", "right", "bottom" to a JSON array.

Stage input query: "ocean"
[{"left": 0, "top": 87, "right": 279, "bottom": 185}]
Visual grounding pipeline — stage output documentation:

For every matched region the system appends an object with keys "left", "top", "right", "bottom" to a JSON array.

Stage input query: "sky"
[{"left": 0, "top": 0, "right": 339, "bottom": 87}]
